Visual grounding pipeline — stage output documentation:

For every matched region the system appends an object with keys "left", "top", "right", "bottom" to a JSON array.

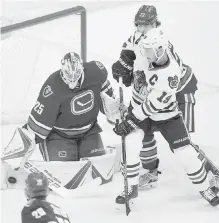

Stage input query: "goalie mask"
[{"left": 61, "top": 52, "right": 84, "bottom": 89}]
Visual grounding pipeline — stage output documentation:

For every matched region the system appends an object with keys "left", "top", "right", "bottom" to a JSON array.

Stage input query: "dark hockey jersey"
[
  {"left": 21, "top": 198, "right": 71, "bottom": 223},
  {"left": 28, "top": 61, "right": 113, "bottom": 140}
]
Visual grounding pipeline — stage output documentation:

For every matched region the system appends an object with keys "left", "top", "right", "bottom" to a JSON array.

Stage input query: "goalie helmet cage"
[{"left": 1, "top": 6, "right": 87, "bottom": 125}]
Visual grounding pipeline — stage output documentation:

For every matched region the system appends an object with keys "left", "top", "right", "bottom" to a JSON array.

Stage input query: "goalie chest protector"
[{"left": 28, "top": 61, "right": 107, "bottom": 137}]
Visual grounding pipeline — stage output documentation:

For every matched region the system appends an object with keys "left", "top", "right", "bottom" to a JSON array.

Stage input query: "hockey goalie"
[{"left": 1, "top": 52, "right": 122, "bottom": 197}]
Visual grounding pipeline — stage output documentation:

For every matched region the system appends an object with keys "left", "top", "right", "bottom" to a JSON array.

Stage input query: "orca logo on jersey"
[
  {"left": 71, "top": 90, "right": 94, "bottom": 115},
  {"left": 168, "top": 75, "right": 179, "bottom": 89},
  {"left": 43, "top": 85, "right": 53, "bottom": 98}
]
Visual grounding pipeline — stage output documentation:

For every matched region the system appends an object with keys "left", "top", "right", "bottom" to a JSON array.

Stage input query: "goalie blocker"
[{"left": 1, "top": 128, "right": 119, "bottom": 195}]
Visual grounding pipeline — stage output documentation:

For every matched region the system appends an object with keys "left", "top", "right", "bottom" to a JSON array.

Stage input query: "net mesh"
[{"left": 1, "top": 12, "right": 83, "bottom": 124}]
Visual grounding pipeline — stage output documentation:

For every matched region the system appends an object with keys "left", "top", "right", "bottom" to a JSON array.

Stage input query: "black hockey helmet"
[
  {"left": 134, "top": 5, "right": 160, "bottom": 26},
  {"left": 25, "top": 172, "right": 49, "bottom": 199}
]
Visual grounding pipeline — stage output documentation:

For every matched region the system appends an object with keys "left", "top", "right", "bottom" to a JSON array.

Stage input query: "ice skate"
[
  {"left": 200, "top": 187, "right": 219, "bottom": 206},
  {"left": 138, "top": 168, "right": 159, "bottom": 190},
  {"left": 116, "top": 185, "right": 138, "bottom": 207}
]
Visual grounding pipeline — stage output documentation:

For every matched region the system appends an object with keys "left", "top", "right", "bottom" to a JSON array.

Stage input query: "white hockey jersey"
[
  {"left": 131, "top": 52, "right": 182, "bottom": 121},
  {"left": 122, "top": 31, "right": 194, "bottom": 92}
]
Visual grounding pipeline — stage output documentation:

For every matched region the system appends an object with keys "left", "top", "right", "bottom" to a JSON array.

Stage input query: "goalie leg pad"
[
  {"left": 81, "top": 150, "right": 117, "bottom": 184},
  {"left": 2, "top": 127, "right": 35, "bottom": 161},
  {"left": 2, "top": 150, "right": 117, "bottom": 191}
]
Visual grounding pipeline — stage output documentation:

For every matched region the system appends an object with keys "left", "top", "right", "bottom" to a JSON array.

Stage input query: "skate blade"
[
  {"left": 116, "top": 197, "right": 139, "bottom": 212},
  {"left": 138, "top": 181, "right": 157, "bottom": 190}
]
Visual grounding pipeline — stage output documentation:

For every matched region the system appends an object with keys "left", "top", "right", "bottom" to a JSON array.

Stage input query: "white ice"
[{"left": 1, "top": 2, "right": 219, "bottom": 223}]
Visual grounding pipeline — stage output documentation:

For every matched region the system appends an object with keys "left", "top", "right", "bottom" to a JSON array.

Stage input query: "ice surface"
[{"left": 1, "top": 2, "right": 219, "bottom": 223}]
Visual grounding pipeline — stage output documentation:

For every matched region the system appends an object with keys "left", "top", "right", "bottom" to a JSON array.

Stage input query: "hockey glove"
[
  {"left": 112, "top": 53, "right": 134, "bottom": 87},
  {"left": 113, "top": 113, "right": 140, "bottom": 136}
]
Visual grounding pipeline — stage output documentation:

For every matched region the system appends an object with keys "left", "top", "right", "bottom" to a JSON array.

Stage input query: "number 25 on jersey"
[{"left": 34, "top": 101, "right": 44, "bottom": 115}]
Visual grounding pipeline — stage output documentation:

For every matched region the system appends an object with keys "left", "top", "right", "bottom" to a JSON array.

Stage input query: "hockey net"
[{"left": 1, "top": 6, "right": 87, "bottom": 125}]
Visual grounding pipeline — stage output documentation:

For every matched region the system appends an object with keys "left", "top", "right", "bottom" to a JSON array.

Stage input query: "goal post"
[
  {"left": 1, "top": 6, "right": 87, "bottom": 62},
  {"left": 1, "top": 6, "right": 87, "bottom": 125}
]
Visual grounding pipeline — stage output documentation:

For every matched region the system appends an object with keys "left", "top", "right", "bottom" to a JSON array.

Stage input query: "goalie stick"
[{"left": 118, "top": 77, "right": 131, "bottom": 216}]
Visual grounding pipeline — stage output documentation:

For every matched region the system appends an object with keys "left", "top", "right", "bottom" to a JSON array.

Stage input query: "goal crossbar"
[{"left": 1, "top": 6, "right": 87, "bottom": 62}]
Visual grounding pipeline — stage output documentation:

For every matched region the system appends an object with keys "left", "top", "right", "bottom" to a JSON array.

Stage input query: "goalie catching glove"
[{"left": 113, "top": 113, "right": 141, "bottom": 136}]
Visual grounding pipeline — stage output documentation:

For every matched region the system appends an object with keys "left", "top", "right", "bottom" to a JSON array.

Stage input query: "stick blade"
[{"left": 126, "top": 205, "right": 131, "bottom": 216}]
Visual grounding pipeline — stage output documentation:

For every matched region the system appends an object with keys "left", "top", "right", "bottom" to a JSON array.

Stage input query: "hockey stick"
[
  {"left": 118, "top": 77, "right": 131, "bottom": 216},
  {"left": 194, "top": 145, "right": 219, "bottom": 192},
  {"left": 193, "top": 144, "right": 219, "bottom": 174}
]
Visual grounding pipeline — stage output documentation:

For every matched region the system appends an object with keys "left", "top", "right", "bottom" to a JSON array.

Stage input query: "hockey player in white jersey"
[
  {"left": 113, "top": 28, "right": 219, "bottom": 207},
  {"left": 112, "top": 4, "right": 219, "bottom": 191}
]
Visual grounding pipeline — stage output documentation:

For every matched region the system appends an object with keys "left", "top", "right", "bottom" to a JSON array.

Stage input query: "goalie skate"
[
  {"left": 138, "top": 168, "right": 159, "bottom": 190},
  {"left": 200, "top": 187, "right": 219, "bottom": 207}
]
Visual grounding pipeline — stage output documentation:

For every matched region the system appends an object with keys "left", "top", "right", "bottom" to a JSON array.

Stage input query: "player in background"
[
  {"left": 112, "top": 5, "right": 218, "bottom": 190},
  {"left": 22, "top": 172, "right": 71, "bottom": 223},
  {"left": 113, "top": 28, "right": 219, "bottom": 207},
  {"left": 23, "top": 52, "right": 118, "bottom": 162}
]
